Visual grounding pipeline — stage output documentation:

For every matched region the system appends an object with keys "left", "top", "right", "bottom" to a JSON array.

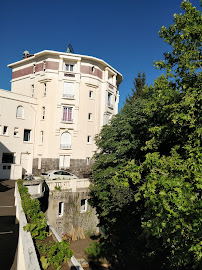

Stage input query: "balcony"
[
  {"left": 61, "top": 118, "right": 73, "bottom": 123},
  {"left": 107, "top": 102, "right": 113, "bottom": 109},
  {"left": 64, "top": 72, "right": 75, "bottom": 78},
  {"left": 63, "top": 93, "right": 74, "bottom": 99},
  {"left": 60, "top": 144, "right": 71, "bottom": 149},
  {"left": 46, "top": 178, "right": 90, "bottom": 192}
]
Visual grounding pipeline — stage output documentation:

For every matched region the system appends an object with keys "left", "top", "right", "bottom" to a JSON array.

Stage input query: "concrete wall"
[
  {"left": 15, "top": 183, "right": 41, "bottom": 270},
  {"left": 0, "top": 90, "right": 36, "bottom": 178},
  {"left": 46, "top": 189, "right": 99, "bottom": 237}
]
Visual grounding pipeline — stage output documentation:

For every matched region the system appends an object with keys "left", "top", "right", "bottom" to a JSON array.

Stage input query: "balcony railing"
[
  {"left": 63, "top": 94, "right": 74, "bottom": 99},
  {"left": 108, "top": 103, "right": 113, "bottom": 109},
  {"left": 60, "top": 144, "right": 71, "bottom": 149},
  {"left": 61, "top": 118, "right": 73, "bottom": 123},
  {"left": 46, "top": 178, "right": 90, "bottom": 192}
]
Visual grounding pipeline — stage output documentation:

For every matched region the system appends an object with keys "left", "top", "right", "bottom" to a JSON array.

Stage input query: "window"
[
  {"left": 108, "top": 93, "right": 113, "bottom": 108},
  {"left": 31, "top": 84, "right": 34, "bottom": 97},
  {"left": 3, "top": 164, "right": 11, "bottom": 170},
  {"left": 58, "top": 202, "right": 64, "bottom": 217},
  {"left": 40, "top": 131, "right": 44, "bottom": 144},
  {"left": 16, "top": 106, "right": 24, "bottom": 118},
  {"left": 89, "top": 90, "right": 93, "bottom": 99},
  {"left": 3, "top": 126, "right": 8, "bottom": 135},
  {"left": 88, "top": 113, "right": 92, "bottom": 121},
  {"left": 63, "top": 82, "right": 74, "bottom": 98},
  {"left": 42, "top": 107, "right": 45, "bottom": 120},
  {"left": 44, "top": 83, "right": 47, "bottom": 96},
  {"left": 43, "top": 61, "right": 46, "bottom": 71},
  {"left": 62, "top": 107, "right": 73, "bottom": 122},
  {"left": 2, "top": 153, "right": 14, "bottom": 163},
  {"left": 65, "top": 64, "right": 74, "bottom": 72},
  {"left": 87, "top": 135, "right": 91, "bottom": 143},
  {"left": 14, "top": 127, "right": 19, "bottom": 137},
  {"left": 60, "top": 132, "right": 71, "bottom": 149},
  {"left": 80, "top": 199, "right": 87, "bottom": 212},
  {"left": 59, "top": 155, "right": 70, "bottom": 169},
  {"left": 24, "top": 129, "right": 31, "bottom": 142},
  {"left": 38, "top": 157, "right": 41, "bottom": 169},
  {"left": 33, "top": 64, "right": 36, "bottom": 74},
  {"left": 92, "top": 66, "right": 95, "bottom": 73},
  {"left": 86, "top": 157, "right": 90, "bottom": 165},
  {"left": 108, "top": 75, "right": 113, "bottom": 84}
]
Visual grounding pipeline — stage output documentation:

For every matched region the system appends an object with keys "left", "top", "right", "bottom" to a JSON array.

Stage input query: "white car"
[{"left": 41, "top": 170, "right": 78, "bottom": 180}]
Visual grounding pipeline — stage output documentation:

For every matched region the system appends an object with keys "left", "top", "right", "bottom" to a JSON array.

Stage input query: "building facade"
[{"left": 0, "top": 50, "right": 122, "bottom": 179}]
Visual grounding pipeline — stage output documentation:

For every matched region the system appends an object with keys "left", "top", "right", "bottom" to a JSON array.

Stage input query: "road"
[{"left": 0, "top": 180, "right": 18, "bottom": 270}]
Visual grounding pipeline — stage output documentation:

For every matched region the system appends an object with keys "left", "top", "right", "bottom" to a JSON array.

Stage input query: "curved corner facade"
[{"left": 0, "top": 50, "right": 122, "bottom": 178}]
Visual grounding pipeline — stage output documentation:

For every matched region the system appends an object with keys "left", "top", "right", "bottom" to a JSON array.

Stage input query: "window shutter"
[
  {"left": 68, "top": 108, "right": 72, "bottom": 121},
  {"left": 59, "top": 155, "right": 64, "bottom": 168},
  {"left": 64, "top": 156, "right": 70, "bottom": 168},
  {"left": 61, "top": 132, "right": 71, "bottom": 148},
  {"left": 63, "top": 82, "right": 74, "bottom": 97}
]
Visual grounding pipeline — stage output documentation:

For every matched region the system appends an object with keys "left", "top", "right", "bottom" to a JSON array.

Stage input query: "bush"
[
  {"left": 17, "top": 179, "right": 48, "bottom": 240},
  {"left": 38, "top": 240, "right": 73, "bottom": 269},
  {"left": 18, "top": 179, "right": 74, "bottom": 269}
]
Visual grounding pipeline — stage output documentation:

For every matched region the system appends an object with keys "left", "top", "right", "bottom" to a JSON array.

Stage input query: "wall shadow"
[
  {"left": 0, "top": 216, "right": 19, "bottom": 269},
  {"left": 39, "top": 181, "right": 49, "bottom": 213},
  {"left": 0, "top": 179, "right": 13, "bottom": 192},
  {"left": 0, "top": 142, "right": 13, "bottom": 180}
]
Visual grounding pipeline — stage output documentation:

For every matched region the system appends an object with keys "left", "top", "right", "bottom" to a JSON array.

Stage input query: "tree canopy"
[
  {"left": 126, "top": 72, "right": 146, "bottom": 104},
  {"left": 89, "top": 1, "right": 202, "bottom": 269}
]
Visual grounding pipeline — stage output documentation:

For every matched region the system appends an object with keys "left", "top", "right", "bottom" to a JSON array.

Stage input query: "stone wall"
[
  {"left": 45, "top": 189, "right": 99, "bottom": 238},
  {"left": 70, "top": 159, "right": 93, "bottom": 178},
  {"left": 32, "top": 158, "right": 59, "bottom": 175},
  {"left": 32, "top": 158, "right": 93, "bottom": 178}
]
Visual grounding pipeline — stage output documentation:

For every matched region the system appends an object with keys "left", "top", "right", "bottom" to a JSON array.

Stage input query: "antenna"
[{"left": 66, "top": 44, "right": 74, "bottom": 54}]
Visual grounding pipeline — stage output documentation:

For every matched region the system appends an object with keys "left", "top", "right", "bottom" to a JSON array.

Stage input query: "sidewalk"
[{"left": 0, "top": 180, "right": 18, "bottom": 270}]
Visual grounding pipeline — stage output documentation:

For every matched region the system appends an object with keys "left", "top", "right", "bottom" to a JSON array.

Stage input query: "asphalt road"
[{"left": 0, "top": 180, "right": 18, "bottom": 270}]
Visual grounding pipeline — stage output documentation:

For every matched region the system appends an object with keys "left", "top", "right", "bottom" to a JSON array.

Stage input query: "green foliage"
[
  {"left": 40, "top": 256, "right": 50, "bottom": 270},
  {"left": 54, "top": 185, "right": 61, "bottom": 191},
  {"left": 38, "top": 240, "right": 73, "bottom": 269},
  {"left": 18, "top": 181, "right": 73, "bottom": 269},
  {"left": 126, "top": 71, "right": 146, "bottom": 104},
  {"left": 90, "top": 1, "right": 202, "bottom": 269},
  {"left": 85, "top": 241, "right": 104, "bottom": 262},
  {"left": 17, "top": 179, "right": 48, "bottom": 240},
  {"left": 48, "top": 240, "right": 73, "bottom": 268},
  {"left": 24, "top": 215, "right": 47, "bottom": 240},
  {"left": 21, "top": 197, "right": 40, "bottom": 219},
  {"left": 155, "top": 0, "right": 202, "bottom": 78}
]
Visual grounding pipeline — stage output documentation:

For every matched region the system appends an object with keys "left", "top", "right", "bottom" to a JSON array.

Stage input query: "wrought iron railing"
[
  {"left": 108, "top": 102, "right": 113, "bottom": 109},
  {"left": 63, "top": 94, "right": 74, "bottom": 98},
  {"left": 60, "top": 144, "right": 71, "bottom": 149},
  {"left": 61, "top": 118, "right": 73, "bottom": 122}
]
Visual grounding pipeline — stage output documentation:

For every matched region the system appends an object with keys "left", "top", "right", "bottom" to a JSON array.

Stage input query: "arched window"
[
  {"left": 60, "top": 132, "right": 71, "bottom": 149},
  {"left": 16, "top": 106, "right": 24, "bottom": 118}
]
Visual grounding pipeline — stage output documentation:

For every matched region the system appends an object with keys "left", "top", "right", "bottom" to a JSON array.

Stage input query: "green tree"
[
  {"left": 126, "top": 72, "right": 146, "bottom": 104},
  {"left": 90, "top": 1, "right": 202, "bottom": 269}
]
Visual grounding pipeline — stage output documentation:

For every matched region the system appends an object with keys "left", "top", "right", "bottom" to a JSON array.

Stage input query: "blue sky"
[{"left": 0, "top": 0, "right": 201, "bottom": 109}]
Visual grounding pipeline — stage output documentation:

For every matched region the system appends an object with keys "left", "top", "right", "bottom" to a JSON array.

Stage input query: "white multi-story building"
[{"left": 0, "top": 50, "right": 122, "bottom": 179}]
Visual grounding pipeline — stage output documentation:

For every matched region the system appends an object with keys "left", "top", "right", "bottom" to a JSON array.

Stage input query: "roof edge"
[{"left": 8, "top": 50, "right": 123, "bottom": 80}]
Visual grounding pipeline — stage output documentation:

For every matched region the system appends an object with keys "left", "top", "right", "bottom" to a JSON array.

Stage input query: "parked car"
[{"left": 41, "top": 170, "right": 78, "bottom": 180}]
